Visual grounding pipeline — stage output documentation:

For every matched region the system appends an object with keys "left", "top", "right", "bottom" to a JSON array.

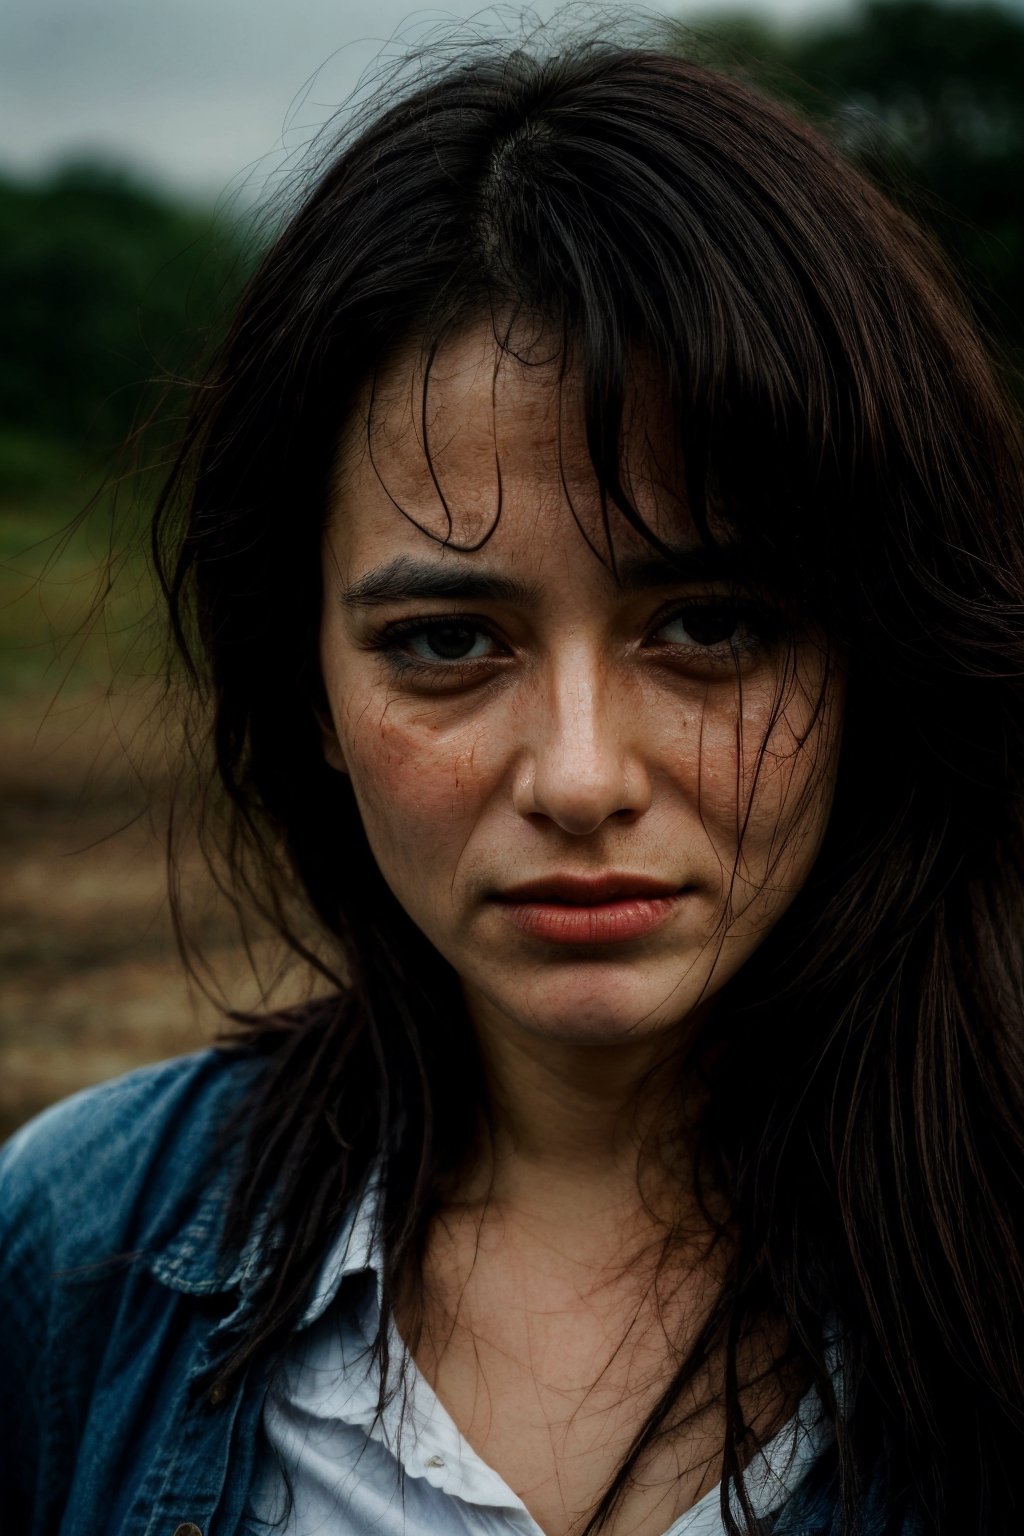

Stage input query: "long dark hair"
[{"left": 153, "top": 35, "right": 1024, "bottom": 1536}]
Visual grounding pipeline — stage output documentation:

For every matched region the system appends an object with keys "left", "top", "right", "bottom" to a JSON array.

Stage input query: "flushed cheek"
[{"left": 338, "top": 692, "right": 498, "bottom": 907}]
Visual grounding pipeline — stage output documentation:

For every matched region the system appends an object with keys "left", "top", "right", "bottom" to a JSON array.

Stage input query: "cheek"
[
  {"left": 686, "top": 666, "right": 838, "bottom": 887},
  {"left": 335, "top": 687, "right": 494, "bottom": 902}
]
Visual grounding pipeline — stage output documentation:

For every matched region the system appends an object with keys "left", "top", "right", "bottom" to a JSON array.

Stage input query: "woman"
[{"left": 2, "top": 37, "right": 1022, "bottom": 1536}]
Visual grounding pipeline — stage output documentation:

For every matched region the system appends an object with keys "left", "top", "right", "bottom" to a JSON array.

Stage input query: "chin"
[{"left": 487, "top": 966, "right": 717, "bottom": 1045}]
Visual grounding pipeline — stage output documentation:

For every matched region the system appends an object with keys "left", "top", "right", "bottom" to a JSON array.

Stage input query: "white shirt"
[{"left": 249, "top": 1184, "right": 831, "bottom": 1536}]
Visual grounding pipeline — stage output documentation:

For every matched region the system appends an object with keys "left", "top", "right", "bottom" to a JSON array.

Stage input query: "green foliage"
[
  {"left": 0, "top": 163, "right": 255, "bottom": 504},
  {"left": 684, "top": 0, "right": 1024, "bottom": 376},
  {"left": 1, "top": 1, "right": 1021, "bottom": 508}
]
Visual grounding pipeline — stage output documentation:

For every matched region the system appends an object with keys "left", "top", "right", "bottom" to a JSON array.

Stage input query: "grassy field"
[{"left": 0, "top": 498, "right": 303, "bottom": 1139}]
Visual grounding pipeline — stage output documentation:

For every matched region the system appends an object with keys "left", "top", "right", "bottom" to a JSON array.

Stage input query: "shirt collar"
[{"left": 293, "top": 1171, "right": 384, "bottom": 1329}]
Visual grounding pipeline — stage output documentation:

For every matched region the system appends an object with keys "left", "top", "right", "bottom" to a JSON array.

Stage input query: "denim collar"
[
  {"left": 142, "top": 1147, "right": 382, "bottom": 1312},
  {"left": 143, "top": 1149, "right": 263, "bottom": 1295}
]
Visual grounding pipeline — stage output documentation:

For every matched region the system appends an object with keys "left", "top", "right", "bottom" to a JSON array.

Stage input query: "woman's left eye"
[
  {"left": 402, "top": 622, "right": 497, "bottom": 663},
  {"left": 651, "top": 604, "right": 750, "bottom": 650}
]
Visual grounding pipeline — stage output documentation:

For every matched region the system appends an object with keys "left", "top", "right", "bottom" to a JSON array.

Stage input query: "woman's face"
[{"left": 320, "top": 327, "right": 841, "bottom": 1047}]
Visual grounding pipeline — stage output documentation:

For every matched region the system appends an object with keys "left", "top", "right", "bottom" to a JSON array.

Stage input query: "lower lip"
[{"left": 499, "top": 894, "right": 683, "bottom": 945}]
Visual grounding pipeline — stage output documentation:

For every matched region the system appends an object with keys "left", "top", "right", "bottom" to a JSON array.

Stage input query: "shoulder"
[
  {"left": 0, "top": 1047, "right": 267, "bottom": 1277},
  {"left": 0, "top": 1050, "right": 273, "bottom": 1526}
]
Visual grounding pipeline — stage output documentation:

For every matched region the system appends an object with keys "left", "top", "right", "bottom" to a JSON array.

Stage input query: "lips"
[
  {"left": 497, "top": 873, "right": 682, "bottom": 905},
  {"left": 493, "top": 873, "right": 686, "bottom": 945}
]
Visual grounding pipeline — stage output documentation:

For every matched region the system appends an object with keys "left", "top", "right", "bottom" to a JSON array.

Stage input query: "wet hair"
[{"left": 154, "top": 35, "right": 1024, "bottom": 1536}]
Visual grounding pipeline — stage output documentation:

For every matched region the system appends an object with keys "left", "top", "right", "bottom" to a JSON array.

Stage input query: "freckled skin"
[{"left": 319, "top": 327, "right": 842, "bottom": 1048}]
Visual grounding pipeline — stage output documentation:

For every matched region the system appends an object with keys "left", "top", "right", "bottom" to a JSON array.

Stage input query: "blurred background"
[{"left": 2, "top": 0, "right": 1022, "bottom": 1136}]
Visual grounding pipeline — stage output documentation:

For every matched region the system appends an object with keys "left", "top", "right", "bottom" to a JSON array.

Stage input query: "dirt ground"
[
  {"left": 0, "top": 689, "right": 331, "bottom": 1140},
  {"left": 0, "top": 517, "right": 324, "bottom": 1140},
  {"left": 0, "top": 693, "right": 222, "bottom": 1138}
]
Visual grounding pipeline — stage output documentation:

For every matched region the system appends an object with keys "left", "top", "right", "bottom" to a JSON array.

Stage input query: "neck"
[{"left": 458, "top": 986, "right": 705, "bottom": 1227}]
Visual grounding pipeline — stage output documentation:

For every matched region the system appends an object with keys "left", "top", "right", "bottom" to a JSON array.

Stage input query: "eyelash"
[
  {"left": 368, "top": 615, "right": 503, "bottom": 669},
  {"left": 365, "top": 601, "right": 781, "bottom": 682}
]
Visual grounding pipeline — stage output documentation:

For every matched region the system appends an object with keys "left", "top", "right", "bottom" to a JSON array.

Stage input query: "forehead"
[{"left": 329, "top": 324, "right": 692, "bottom": 566}]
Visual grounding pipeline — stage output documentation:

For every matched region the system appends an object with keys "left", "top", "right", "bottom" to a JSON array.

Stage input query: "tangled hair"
[{"left": 153, "top": 33, "right": 1024, "bottom": 1536}]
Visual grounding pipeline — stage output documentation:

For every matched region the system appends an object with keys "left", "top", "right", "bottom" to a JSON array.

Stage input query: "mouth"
[{"left": 493, "top": 873, "right": 687, "bottom": 945}]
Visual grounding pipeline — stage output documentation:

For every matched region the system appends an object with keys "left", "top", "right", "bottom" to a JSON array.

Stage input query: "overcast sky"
[
  {"left": 5, "top": 0, "right": 1019, "bottom": 200},
  {"left": 1, "top": 0, "right": 867, "bottom": 200}
]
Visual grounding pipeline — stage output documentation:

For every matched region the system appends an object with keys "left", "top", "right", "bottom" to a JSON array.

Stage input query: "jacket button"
[{"left": 173, "top": 1525, "right": 203, "bottom": 1536}]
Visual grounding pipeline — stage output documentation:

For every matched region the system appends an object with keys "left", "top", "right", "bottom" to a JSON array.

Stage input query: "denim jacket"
[{"left": 0, "top": 1049, "right": 899, "bottom": 1536}]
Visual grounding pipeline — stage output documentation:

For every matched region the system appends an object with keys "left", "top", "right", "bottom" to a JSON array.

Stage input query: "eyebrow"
[
  {"left": 341, "top": 557, "right": 541, "bottom": 609},
  {"left": 339, "top": 545, "right": 749, "bottom": 610}
]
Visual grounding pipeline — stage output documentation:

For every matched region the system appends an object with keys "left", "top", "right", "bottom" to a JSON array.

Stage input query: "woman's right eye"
[{"left": 395, "top": 621, "right": 499, "bottom": 664}]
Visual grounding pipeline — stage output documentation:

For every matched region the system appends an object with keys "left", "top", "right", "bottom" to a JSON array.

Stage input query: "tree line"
[{"left": 1, "top": 0, "right": 1021, "bottom": 505}]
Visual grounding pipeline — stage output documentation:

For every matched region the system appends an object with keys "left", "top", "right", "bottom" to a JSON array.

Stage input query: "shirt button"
[
  {"left": 173, "top": 1525, "right": 203, "bottom": 1536},
  {"left": 424, "top": 1454, "right": 445, "bottom": 1468}
]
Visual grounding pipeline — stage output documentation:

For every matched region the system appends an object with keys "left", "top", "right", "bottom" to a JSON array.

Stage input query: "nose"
[{"left": 511, "top": 646, "right": 652, "bottom": 835}]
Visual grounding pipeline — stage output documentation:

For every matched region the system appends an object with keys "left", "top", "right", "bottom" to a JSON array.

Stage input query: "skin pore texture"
[{"left": 318, "top": 326, "right": 843, "bottom": 1536}]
